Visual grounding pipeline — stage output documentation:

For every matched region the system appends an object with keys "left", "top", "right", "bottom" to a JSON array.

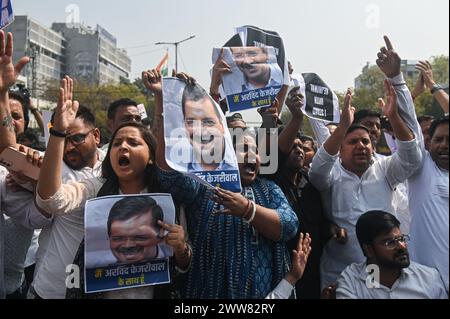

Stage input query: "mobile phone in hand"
[{"left": 0, "top": 147, "right": 40, "bottom": 180}]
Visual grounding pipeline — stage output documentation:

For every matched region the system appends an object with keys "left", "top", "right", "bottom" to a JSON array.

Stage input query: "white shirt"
[
  {"left": 388, "top": 73, "right": 449, "bottom": 292},
  {"left": 336, "top": 261, "right": 448, "bottom": 299},
  {"left": 265, "top": 279, "right": 294, "bottom": 299},
  {"left": 309, "top": 139, "right": 422, "bottom": 289},
  {"left": 242, "top": 64, "right": 283, "bottom": 91},
  {"left": 32, "top": 149, "right": 105, "bottom": 299},
  {"left": 0, "top": 166, "right": 51, "bottom": 299},
  {"left": 409, "top": 153, "right": 449, "bottom": 291}
]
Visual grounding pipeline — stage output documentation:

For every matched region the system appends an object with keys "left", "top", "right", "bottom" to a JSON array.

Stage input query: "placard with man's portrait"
[
  {"left": 84, "top": 194, "right": 175, "bottom": 294},
  {"left": 163, "top": 78, "right": 242, "bottom": 192},
  {"left": 213, "top": 46, "right": 283, "bottom": 112}
]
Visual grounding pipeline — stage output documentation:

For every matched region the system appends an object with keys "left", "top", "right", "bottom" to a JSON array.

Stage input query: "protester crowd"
[{"left": 0, "top": 29, "right": 448, "bottom": 299}]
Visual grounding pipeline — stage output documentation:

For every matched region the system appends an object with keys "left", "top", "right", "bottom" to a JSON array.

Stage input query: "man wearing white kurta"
[
  {"left": 375, "top": 38, "right": 449, "bottom": 292},
  {"left": 309, "top": 79, "right": 422, "bottom": 289}
]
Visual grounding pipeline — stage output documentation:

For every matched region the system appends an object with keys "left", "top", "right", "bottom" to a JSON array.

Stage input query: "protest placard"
[
  {"left": 0, "top": 0, "right": 14, "bottom": 30},
  {"left": 162, "top": 78, "right": 241, "bottom": 192},
  {"left": 213, "top": 46, "right": 283, "bottom": 112},
  {"left": 84, "top": 194, "right": 175, "bottom": 294},
  {"left": 301, "top": 73, "right": 340, "bottom": 123}
]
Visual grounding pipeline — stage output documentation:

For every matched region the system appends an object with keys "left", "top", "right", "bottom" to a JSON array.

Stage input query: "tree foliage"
[
  {"left": 40, "top": 79, "right": 154, "bottom": 138},
  {"left": 346, "top": 56, "right": 449, "bottom": 117}
]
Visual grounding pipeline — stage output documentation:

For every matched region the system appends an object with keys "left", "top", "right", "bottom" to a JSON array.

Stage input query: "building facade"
[
  {"left": 5, "top": 15, "right": 131, "bottom": 93},
  {"left": 52, "top": 23, "right": 131, "bottom": 85},
  {"left": 5, "top": 15, "right": 66, "bottom": 96}
]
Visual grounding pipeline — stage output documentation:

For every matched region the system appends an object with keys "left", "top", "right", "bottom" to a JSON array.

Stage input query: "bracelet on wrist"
[
  {"left": 242, "top": 199, "right": 251, "bottom": 219},
  {"left": 49, "top": 127, "right": 67, "bottom": 138},
  {"left": 244, "top": 201, "right": 257, "bottom": 224}
]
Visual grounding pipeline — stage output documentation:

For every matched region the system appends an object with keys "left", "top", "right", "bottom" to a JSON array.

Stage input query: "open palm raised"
[
  {"left": 0, "top": 31, "right": 30, "bottom": 93},
  {"left": 53, "top": 76, "right": 79, "bottom": 132}
]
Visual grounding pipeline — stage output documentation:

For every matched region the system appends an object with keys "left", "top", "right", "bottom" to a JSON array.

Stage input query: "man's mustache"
[
  {"left": 240, "top": 62, "right": 265, "bottom": 70},
  {"left": 394, "top": 249, "right": 408, "bottom": 258},
  {"left": 65, "top": 150, "right": 81, "bottom": 158}
]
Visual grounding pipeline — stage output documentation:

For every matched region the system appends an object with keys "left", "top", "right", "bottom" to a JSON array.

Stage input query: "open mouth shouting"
[
  {"left": 243, "top": 162, "right": 257, "bottom": 176},
  {"left": 118, "top": 155, "right": 131, "bottom": 169}
]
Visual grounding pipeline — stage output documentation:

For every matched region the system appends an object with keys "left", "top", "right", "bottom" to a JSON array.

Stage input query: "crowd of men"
[{"left": 0, "top": 30, "right": 448, "bottom": 299}]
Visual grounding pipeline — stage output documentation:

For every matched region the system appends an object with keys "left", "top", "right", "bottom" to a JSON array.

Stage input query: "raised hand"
[
  {"left": 339, "top": 89, "right": 355, "bottom": 130},
  {"left": 0, "top": 31, "right": 30, "bottom": 93},
  {"left": 285, "top": 86, "right": 304, "bottom": 119},
  {"left": 210, "top": 48, "right": 232, "bottom": 95},
  {"left": 380, "top": 79, "right": 399, "bottom": 119},
  {"left": 53, "top": 76, "right": 79, "bottom": 133},
  {"left": 285, "top": 233, "right": 312, "bottom": 285},
  {"left": 416, "top": 60, "right": 436, "bottom": 89},
  {"left": 172, "top": 70, "right": 196, "bottom": 86},
  {"left": 142, "top": 69, "right": 162, "bottom": 96},
  {"left": 376, "top": 36, "right": 401, "bottom": 78},
  {"left": 411, "top": 73, "right": 426, "bottom": 99}
]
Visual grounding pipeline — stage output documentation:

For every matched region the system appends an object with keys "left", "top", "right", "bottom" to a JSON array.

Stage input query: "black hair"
[
  {"left": 50, "top": 105, "right": 96, "bottom": 128},
  {"left": 98, "top": 122, "right": 158, "bottom": 197},
  {"left": 107, "top": 196, "right": 164, "bottom": 237},
  {"left": 356, "top": 211, "right": 400, "bottom": 257},
  {"left": 417, "top": 115, "right": 435, "bottom": 125},
  {"left": 354, "top": 109, "right": 381, "bottom": 124},
  {"left": 353, "top": 110, "right": 381, "bottom": 124},
  {"left": 17, "top": 130, "right": 39, "bottom": 146},
  {"left": 107, "top": 98, "right": 138, "bottom": 120},
  {"left": 181, "top": 83, "right": 222, "bottom": 120},
  {"left": 299, "top": 135, "right": 318, "bottom": 152},
  {"left": 346, "top": 124, "right": 370, "bottom": 137},
  {"left": 429, "top": 116, "right": 449, "bottom": 140},
  {"left": 8, "top": 91, "right": 30, "bottom": 131}
]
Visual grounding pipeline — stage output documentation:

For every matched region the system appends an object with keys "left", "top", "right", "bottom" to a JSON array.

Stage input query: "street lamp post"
[{"left": 155, "top": 35, "right": 196, "bottom": 73}]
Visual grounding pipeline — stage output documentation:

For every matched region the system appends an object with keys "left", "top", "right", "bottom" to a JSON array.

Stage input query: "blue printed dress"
[{"left": 157, "top": 168, "right": 299, "bottom": 299}]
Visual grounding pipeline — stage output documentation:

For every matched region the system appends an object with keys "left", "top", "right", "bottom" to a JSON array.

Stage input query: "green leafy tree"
[
  {"left": 40, "top": 79, "right": 154, "bottom": 139},
  {"left": 349, "top": 56, "right": 448, "bottom": 116}
]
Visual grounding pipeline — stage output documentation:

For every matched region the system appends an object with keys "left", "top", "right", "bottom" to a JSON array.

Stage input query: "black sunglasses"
[{"left": 65, "top": 129, "right": 95, "bottom": 146}]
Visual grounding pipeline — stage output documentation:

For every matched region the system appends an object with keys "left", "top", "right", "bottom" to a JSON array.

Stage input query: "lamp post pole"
[{"left": 155, "top": 35, "right": 196, "bottom": 73}]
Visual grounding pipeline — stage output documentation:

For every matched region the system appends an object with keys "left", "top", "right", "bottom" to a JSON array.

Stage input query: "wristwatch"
[{"left": 431, "top": 84, "right": 444, "bottom": 94}]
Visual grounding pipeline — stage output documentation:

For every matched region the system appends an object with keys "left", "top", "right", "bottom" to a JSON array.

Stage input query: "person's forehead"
[
  {"left": 302, "top": 139, "right": 314, "bottom": 147},
  {"left": 9, "top": 100, "right": 24, "bottom": 114},
  {"left": 67, "top": 118, "right": 91, "bottom": 135},
  {"left": 116, "top": 105, "right": 139, "bottom": 117},
  {"left": 112, "top": 211, "right": 153, "bottom": 226},
  {"left": 114, "top": 126, "right": 143, "bottom": 139},
  {"left": 346, "top": 129, "right": 371, "bottom": 139},
  {"left": 376, "top": 227, "right": 401, "bottom": 241},
  {"left": 185, "top": 98, "right": 217, "bottom": 116},
  {"left": 433, "top": 123, "right": 449, "bottom": 137},
  {"left": 420, "top": 119, "right": 434, "bottom": 127},
  {"left": 360, "top": 116, "right": 380, "bottom": 124}
]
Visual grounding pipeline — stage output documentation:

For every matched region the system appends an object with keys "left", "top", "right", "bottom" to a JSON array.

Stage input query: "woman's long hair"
[{"left": 97, "top": 122, "right": 159, "bottom": 197}]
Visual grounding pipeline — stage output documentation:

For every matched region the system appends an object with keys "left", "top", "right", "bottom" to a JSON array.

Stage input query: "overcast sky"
[{"left": 12, "top": 0, "right": 449, "bottom": 123}]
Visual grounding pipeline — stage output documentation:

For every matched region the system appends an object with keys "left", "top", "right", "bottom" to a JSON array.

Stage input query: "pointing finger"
[{"left": 384, "top": 35, "right": 394, "bottom": 51}]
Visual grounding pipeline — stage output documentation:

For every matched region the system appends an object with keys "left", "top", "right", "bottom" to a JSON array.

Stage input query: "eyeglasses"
[
  {"left": 65, "top": 129, "right": 95, "bottom": 146},
  {"left": 376, "top": 234, "right": 410, "bottom": 250}
]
